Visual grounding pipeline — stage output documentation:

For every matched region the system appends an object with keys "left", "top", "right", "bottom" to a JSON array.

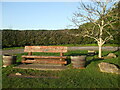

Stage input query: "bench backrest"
[{"left": 24, "top": 46, "right": 68, "bottom": 53}]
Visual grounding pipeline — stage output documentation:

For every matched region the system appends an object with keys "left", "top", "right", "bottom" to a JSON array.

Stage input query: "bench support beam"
[
  {"left": 28, "top": 52, "right": 32, "bottom": 55},
  {"left": 22, "top": 60, "right": 67, "bottom": 64}
]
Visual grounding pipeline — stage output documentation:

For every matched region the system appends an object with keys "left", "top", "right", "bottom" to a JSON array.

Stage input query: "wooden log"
[
  {"left": 24, "top": 46, "right": 67, "bottom": 53},
  {"left": 22, "top": 55, "right": 67, "bottom": 59},
  {"left": 21, "top": 60, "right": 67, "bottom": 64}
]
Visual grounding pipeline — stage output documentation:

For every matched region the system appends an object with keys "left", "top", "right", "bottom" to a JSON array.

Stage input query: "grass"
[
  {"left": 2, "top": 44, "right": 119, "bottom": 50},
  {"left": 2, "top": 46, "right": 24, "bottom": 50},
  {"left": 2, "top": 50, "right": 120, "bottom": 88}
]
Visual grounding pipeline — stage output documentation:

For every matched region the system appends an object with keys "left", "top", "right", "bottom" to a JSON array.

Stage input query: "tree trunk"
[
  {"left": 98, "top": 44, "right": 102, "bottom": 58},
  {"left": 98, "top": 35, "right": 103, "bottom": 58}
]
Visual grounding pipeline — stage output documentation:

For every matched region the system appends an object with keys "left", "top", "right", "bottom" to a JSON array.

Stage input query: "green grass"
[
  {"left": 2, "top": 50, "right": 120, "bottom": 88},
  {"left": 3, "top": 46, "right": 24, "bottom": 50},
  {"left": 2, "top": 44, "right": 119, "bottom": 50}
]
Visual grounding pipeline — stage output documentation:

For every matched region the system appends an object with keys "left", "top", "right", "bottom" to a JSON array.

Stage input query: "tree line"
[{"left": 1, "top": 29, "right": 119, "bottom": 48}]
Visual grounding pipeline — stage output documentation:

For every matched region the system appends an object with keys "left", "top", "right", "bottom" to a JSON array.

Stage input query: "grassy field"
[
  {"left": 2, "top": 44, "right": 119, "bottom": 50},
  {"left": 2, "top": 50, "right": 120, "bottom": 88}
]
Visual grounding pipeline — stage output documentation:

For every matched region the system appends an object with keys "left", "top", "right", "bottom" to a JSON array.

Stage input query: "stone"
[
  {"left": 15, "top": 72, "right": 22, "bottom": 76},
  {"left": 88, "top": 50, "right": 96, "bottom": 53},
  {"left": 2, "top": 65, "right": 7, "bottom": 67},
  {"left": 88, "top": 50, "right": 96, "bottom": 55},
  {"left": 107, "top": 53, "right": 117, "bottom": 58},
  {"left": 98, "top": 62, "right": 120, "bottom": 74}
]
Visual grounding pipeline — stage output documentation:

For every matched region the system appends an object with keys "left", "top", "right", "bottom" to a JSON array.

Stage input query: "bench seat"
[
  {"left": 22, "top": 59, "right": 67, "bottom": 64},
  {"left": 22, "top": 55, "right": 67, "bottom": 59}
]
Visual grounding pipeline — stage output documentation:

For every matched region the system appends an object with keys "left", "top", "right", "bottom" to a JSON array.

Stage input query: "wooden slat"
[
  {"left": 24, "top": 46, "right": 67, "bottom": 53},
  {"left": 35, "top": 59, "right": 65, "bottom": 61},
  {"left": 34, "top": 58, "right": 62, "bottom": 61},
  {"left": 22, "top": 55, "right": 67, "bottom": 59},
  {"left": 22, "top": 60, "right": 67, "bottom": 64}
]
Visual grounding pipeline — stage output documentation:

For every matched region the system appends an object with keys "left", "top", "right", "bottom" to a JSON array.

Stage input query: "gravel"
[{"left": 1, "top": 46, "right": 120, "bottom": 55}]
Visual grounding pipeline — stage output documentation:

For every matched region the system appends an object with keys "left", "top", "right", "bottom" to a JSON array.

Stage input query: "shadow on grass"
[
  {"left": 67, "top": 52, "right": 98, "bottom": 57},
  {"left": 67, "top": 53, "right": 88, "bottom": 56},
  {"left": 14, "top": 62, "right": 23, "bottom": 66},
  {"left": 85, "top": 58, "right": 104, "bottom": 67},
  {"left": 65, "top": 58, "right": 71, "bottom": 65},
  {"left": 109, "top": 63, "right": 120, "bottom": 69}
]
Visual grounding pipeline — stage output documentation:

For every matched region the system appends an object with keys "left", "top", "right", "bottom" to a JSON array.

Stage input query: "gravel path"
[
  {"left": 1, "top": 46, "right": 120, "bottom": 55},
  {"left": 1, "top": 49, "right": 24, "bottom": 55},
  {"left": 68, "top": 46, "right": 120, "bottom": 51}
]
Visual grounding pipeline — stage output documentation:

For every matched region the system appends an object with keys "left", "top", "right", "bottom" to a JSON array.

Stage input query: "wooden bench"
[{"left": 21, "top": 46, "right": 68, "bottom": 65}]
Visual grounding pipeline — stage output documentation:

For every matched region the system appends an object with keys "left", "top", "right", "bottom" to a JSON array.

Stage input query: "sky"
[
  {"left": 2, "top": 2, "right": 80, "bottom": 30},
  {"left": 1, "top": 0, "right": 118, "bottom": 30}
]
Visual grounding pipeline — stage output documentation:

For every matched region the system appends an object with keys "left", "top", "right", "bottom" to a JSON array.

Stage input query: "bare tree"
[{"left": 70, "top": 0, "right": 119, "bottom": 58}]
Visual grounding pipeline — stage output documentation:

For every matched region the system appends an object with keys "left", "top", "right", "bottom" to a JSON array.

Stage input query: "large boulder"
[
  {"left": 107, "top": 53, "right": 117, "bottom": 58},
  {"left": 98, "top": 62, "right": 120, "bottom": 74}
]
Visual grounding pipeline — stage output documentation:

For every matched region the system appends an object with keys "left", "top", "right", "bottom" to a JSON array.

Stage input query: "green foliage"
[
  {"left": 76, "top": 1, "right": 120, "bottom": 46},
  {"left": 2, "top": 29, "right": 95, "bottom": 48},
  {"left": 2, "top": 29, "right": 119, "bottom": 48}
]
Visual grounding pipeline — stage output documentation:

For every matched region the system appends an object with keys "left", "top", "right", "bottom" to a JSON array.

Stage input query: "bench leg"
[
  {"left": 21, "top": 57, "right": 26, "bottom": 64},
  {"left": 60, "top": 58, "right": 65, "bottom": 66}
]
